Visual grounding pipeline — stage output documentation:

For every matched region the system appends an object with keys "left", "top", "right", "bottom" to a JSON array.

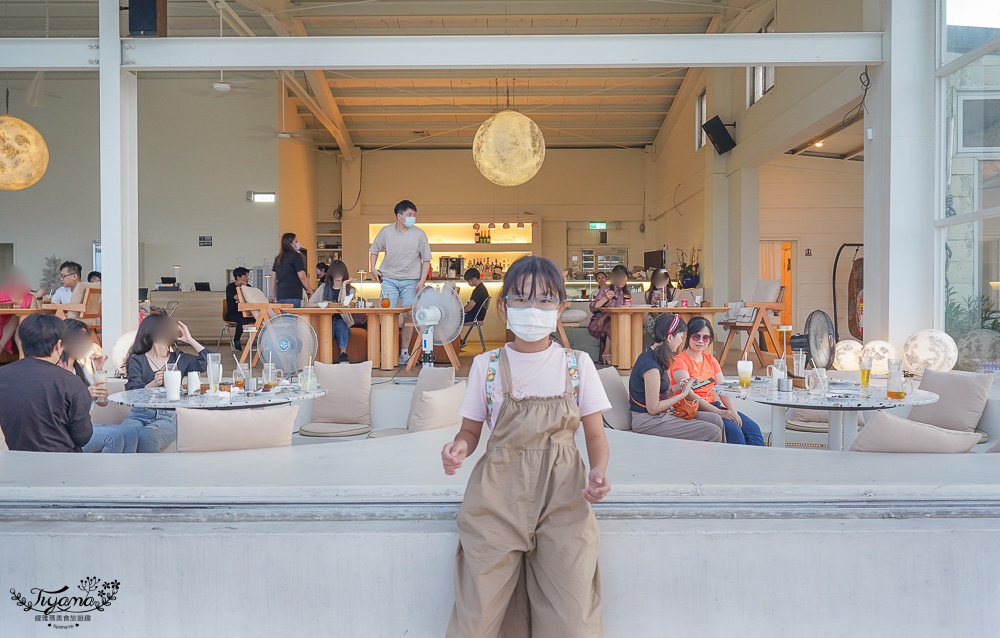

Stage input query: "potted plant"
[{"left": 676, "top": 247, "right": 700, "bottom": 289}]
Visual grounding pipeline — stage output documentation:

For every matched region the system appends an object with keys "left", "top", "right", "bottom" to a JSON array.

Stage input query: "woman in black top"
[
  {"left": 271, "top": 232, "right": 314, "bottom": 308},
  {"left": 121, "top": 314, "right": 213, "bottom": 452},
  {"left": 307, "top": 260, "right": 357, "bottom": 362}
]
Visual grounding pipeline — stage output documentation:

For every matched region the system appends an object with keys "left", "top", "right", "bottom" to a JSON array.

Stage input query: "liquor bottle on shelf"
[{"left": 474, "top": 229, "right": 480, "bottom": 244}]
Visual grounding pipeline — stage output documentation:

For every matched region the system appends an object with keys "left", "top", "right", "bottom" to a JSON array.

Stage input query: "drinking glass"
[
  {"left": 206, "top": 353, "right": 222, "bottom": 395},
  {"left": 164, "top": 362, "right": 182, "bottom": 402},
  {"left": 737, "top": 360, "right": 753, "bottom": 389},
  {"left": 886, "top": 358, "right": 911, "bottom": 399},
  {"left": 299, "top": 365, "right": 318, "bottom": 392},
  {"left": 381, "top": 297, "right": 391, "bottom": 308},
  {"left": 233, "top": 363, "right": 251, "bottom": 390},
  {"left": 766, "top": 359, "right": 787, "bottom": 385},
  {"left": 93, "top": 370, "right": 109, "bottom": 407},
  {"left": 806, "top": 368, "right": 829, "bottom": 396},
  {"left": 859, "top": 356, "right": 873, "bottom": 388},
  {"left": 262, "top": 363, "right": 284, "bottom": 390},
  {"left": 792, "top": 350, "right": 807, "bottom": 377}
]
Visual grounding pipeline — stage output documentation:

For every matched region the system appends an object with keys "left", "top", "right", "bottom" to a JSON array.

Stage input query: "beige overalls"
[{"left": 447, "top": 348, "right": 603, "bottom": 638}]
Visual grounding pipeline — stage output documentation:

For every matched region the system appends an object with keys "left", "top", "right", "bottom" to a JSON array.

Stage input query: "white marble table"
[
  {"left": 718, "top": 382, "right": 939, "bottom": 450},
  {"left": 109, "top": 386, "right": 326, "bottom": 410}
]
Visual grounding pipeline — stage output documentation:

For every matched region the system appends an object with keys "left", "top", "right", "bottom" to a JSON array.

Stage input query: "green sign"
[{"left": 590, "top": 222, "right": 607, "bottom": 230}]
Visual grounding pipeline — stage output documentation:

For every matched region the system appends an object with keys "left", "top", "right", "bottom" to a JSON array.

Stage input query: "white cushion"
[
  {"left": 300, "top": 422, "right": 372, "bottom": 438},
  {"left": 367, "top": 428, "right": 409, "bottom": 439},
  {"left": 908, "top": 369, "right": 994, "bottom": 433},
  {"left": 751, "top": 280, "right": 781, "bottom": 303},
  {"left": 176, "top": 404, "right": 298, "bottom": 452},
  {"left": 791, "top": 408, "right": 864, "bottom": 427},
  {"left": 561, "top": 309, "right": 589, "bottom": 323},
  {"left": 596, "top": 366, "right": 631, "bottom": 430},
  {"left": 313, "top": 360, "right": 372, "bottom": 425},
  {"left": 849, "top": 410, "right": 980, "bottom": 453},
  {"left": 239, "top": 285, "right": 270, "bottom": 320},
  {"left": 0, "top": 424, "right": 7, "bottom": 451},
  {"left": 407, "top": 366, "right": 455, "bottom": 429},
  {"left": 410, "top": 381, "right": 466, "bottom": 432}
]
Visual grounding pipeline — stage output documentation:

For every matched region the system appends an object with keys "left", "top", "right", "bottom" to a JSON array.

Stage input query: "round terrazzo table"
[
  {"left": 717, "top": 382, "right": 938, "bottom": 450},
  {"left": 109, "top": 386, "right": 326, "bottom": 410}
]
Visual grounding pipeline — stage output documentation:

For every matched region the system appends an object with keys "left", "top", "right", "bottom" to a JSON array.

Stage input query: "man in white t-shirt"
[
  {"left": 368, "top": 200, "right": 432, "bottom": 364},
  {"left": 50, "top": 261, "right": 82, "bottom": 305}
]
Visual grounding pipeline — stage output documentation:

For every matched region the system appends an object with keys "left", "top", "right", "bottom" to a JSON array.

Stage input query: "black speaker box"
[
  {"left": 129, "top": 0, "right": 167, "bottom": 37},
  {"left": 702, "top": 116, "right": 737, "bottom": 155}
]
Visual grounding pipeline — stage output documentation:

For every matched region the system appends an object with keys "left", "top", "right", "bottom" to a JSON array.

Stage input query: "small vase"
[{"left": 681, "top": 274, "right": 700, "bottom": 289}]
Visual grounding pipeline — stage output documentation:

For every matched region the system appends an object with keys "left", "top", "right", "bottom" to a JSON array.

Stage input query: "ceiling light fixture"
[
  {"left": 472, "top": 110, "right": 546, "bottom": 187},
  {"left": 488, "top": 222, "right": 496, "bottom": 230},
  {"left": 517, "top": 221, "right": 525, "bottom": 229},
  {"left": 814, "top": 141, "right": 824, "bottom": 147},
  {"left": 0, "top": 114, "right": 49, "bottom": 191},
  {"left": 503, "top": 222, "right": 510, "bottom": 229}
]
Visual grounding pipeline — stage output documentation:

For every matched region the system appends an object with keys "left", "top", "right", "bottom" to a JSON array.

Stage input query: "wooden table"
[
  {"left": 284, "top": 307, "right": 410, "bottom": 370},
  {"left": 603, "top": 306, "right": 729, "bottom": 370},
  {"left": 0, "top": 307, "right": 60, "bottom": 359}
]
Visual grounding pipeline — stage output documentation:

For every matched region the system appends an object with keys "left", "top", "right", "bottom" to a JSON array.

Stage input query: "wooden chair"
[
  {"left": 236, "top": 285, "right": 292, "bottom": 366},
  {"left": 718, "top": 284, "right": 787, "bottom": 367},
  {"left": 45, "top": 283, "right": 102, "bottom": 340}
]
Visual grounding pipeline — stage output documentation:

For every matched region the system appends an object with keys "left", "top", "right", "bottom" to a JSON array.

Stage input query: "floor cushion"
[
  {"left": 300, "top": 422, "right": 372, "bottom": 438},
  {"left": 908, "top": 369, "right": 993, "bottom": 433},
  {"left": 407, "top": 366, "right": 455, "bottom": 429},
  {"left": 596, "top": 366, "right": 631, "bottom": 430},
  {"left": 313, "top": 360, "right": 372, "bottom": 425},
  {"left": 849, "top": 410, "right": 981, "bottom": 453},
  {"left": 410, "top": 381, "right": 466, "bottom": 432},
  {"left": 176, "top": 404, "right": 298, "bottom": 452}
]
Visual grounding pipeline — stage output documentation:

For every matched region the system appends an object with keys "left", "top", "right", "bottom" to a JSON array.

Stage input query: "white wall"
[
  {"left": 0, "top": 79, "right": 100, "bottom": 288},
  {"left": 760, "top": 156, "right": 864, "bottom": 333},
  {"left": 138, "top": 78, "right": 279, "bottom": 291}
]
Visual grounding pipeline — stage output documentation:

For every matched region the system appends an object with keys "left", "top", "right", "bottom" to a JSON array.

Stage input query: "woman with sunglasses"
[{"left": 671, "top": 316, "right": 765, "bottom": 446}]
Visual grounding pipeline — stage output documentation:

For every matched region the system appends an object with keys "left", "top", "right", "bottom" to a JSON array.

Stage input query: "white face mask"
[
  {"left": 401, "top": 216, "right": 416, "bottom": 228},
  {"left": 506, "top": 307, "right": 558, "bottom": 342},
  {"left": 293, "top": 241, "right": 301, "bottom": 251}
]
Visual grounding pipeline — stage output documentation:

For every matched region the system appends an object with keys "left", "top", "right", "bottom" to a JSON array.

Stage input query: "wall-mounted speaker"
[
  {"left": 702, "top": 116, "right": 737, "bottom": 155},
  {"left": 129, "top": 0, "right": 167, "bottom": 37}
]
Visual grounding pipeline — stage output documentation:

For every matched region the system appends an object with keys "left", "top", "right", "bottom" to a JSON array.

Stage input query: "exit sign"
[{"left": 590, "top": 222, "right": 607, "bottom": 230}]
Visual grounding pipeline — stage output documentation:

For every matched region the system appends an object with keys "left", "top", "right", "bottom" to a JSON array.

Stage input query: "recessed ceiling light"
[{"left": 814, "top": 141, "right": 824, "bottom": 147}]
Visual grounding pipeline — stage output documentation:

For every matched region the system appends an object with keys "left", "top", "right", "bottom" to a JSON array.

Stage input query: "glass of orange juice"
[{"left": 380, "top": 297, "right": 391, "bottom": 308}]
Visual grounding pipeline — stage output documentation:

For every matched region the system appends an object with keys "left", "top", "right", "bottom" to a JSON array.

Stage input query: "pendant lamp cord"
[{"left": 5, "top": 87, "right": 9, "bottom": 116}]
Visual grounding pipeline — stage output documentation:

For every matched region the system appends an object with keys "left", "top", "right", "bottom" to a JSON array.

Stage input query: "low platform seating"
[
  {"left": 176, "top": 404, "right": 299, "bottom": 452},
  {"left": 300, "top": 361, "right": 373, "bottom": 438},
  {"left": 850, "top": 369, "right": 993, "bottom": 453},
  {"left": 369, "top": 366, "right": 458, "bottom": 438}
]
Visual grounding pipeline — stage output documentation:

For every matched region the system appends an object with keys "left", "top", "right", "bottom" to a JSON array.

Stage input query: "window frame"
[
  {"left": 747, "top": 15, "right": 776, "bottom": 107},
  {"left": 695, "top": 89, "right": 708, "bottom": 150}
]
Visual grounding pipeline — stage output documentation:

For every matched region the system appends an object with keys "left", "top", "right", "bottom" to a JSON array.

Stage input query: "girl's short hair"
[
  {"left": 651, "top": 313, "right": 687, "bottom": 370},
  {"left": 685, "top": 316, "right": 715, "bottom": 348},
  {"left": 498, "top": 256, "right": 566, "bottom": 311}
]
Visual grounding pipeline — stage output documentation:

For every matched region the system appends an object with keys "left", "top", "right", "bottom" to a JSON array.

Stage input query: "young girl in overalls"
[{"left": 442, "top": 256, "right": 612, "bottom": 638}]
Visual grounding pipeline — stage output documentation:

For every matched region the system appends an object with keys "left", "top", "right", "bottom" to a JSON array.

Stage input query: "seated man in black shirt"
[
  {"left": 224, "top": 267, "right": 255, "bottom": 351},
  {"left": 0, "top": 313, "right": 93, "bottom": 452},
  {"left": 463, "top": 268, "right": 490, "bottom": 324}
]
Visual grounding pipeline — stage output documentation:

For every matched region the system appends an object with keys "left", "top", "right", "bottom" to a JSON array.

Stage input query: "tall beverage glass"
[{"left": 737, "top": 360, "right": 753, "bottom": 389}]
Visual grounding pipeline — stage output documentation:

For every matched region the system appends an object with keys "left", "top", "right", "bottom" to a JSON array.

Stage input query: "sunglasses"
[{"left": 689, "top": 334, "right": 712, "bottom": 342}]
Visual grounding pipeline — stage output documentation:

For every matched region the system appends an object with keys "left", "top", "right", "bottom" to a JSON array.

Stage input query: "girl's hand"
[
  {"left": 153, "top": 370, "right": 165, "bottom": 387},
  {"left": 89, "top": 383, "right": 108, "bottom": 402},
  {"left": 583, "top": 470, "right": 611, "bottom": 503},
  {"left": 442, "top": 439, "right": 469, "bottom": 475},
  {"left": 720, "top": 408, "right": 739, "bottom": 424},
  {"left": 177, "top": 321, "right": 194, "bottom": 344},
  {"left": 677, "top": 377, "right": 694, "bottom": 394},
  {"left": 91, "top": 352, "right": 108, "bottom": 371}
]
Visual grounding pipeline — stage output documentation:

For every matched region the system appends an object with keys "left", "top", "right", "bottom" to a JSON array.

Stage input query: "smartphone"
[{"left": 691, "top": 378, "right": 714, "bottom": 390}]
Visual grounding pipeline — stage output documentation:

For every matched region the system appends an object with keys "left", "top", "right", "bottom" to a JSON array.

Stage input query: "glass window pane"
[
  {"left": 943, "top": 49, "right": 1000, "bottom": 218},
  {"left": 944, "top": 218, "right": 1000, "bottom": 370},
  {"left": 945, "top": 0, "right": 1000, "bottom": 56}
]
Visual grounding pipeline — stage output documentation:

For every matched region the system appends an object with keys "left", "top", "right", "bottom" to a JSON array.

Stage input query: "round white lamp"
[
  {"left": 903, "top": 329, "right": 958, "bottom": 376},
  {"left": 860, "top": 340, "right": 898, "bottom": 376},
  {"left": 472, "top": 110, "right": 545, "bottom": 186},
  {"left": 0, "top": 115, "right": 49, "bottom": 191},
  {"left": 832, "top": 339, "right": 863, "bottom": 371}
]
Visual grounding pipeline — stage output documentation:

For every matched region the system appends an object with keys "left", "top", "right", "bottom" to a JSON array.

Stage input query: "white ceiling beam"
[
  {"left": 125, "top": 32, "right": 884, "bottom": 71},
  {"left": 327, "top": 88, "right": 679, "bottom": 99},
  {"left": 332, "top": 105, "right": 672, "bottom": 116},
  {"left": 0, "top": 38, "right": 99, "bottom": 71},
  {"left": 282, "top": 1, "right": 731, "bottom": 17},
  {"left": 328, "top": 121, "right": 664, "bottom": 131}
]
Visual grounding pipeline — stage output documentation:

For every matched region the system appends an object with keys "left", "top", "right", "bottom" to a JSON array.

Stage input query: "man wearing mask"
[{"left": 368, "top": 200, "right": 431, "bottom": 365}]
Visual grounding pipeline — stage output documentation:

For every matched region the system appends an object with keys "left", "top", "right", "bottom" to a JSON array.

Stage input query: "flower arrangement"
[{"left": 676, "top": 247, "right": 700, "bottom": 288}]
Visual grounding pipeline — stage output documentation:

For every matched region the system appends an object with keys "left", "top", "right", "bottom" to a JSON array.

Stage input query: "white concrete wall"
[
  {"left": 759, "top": 156, "right": 864, "bottom": 332},
  {"left": 138, "top": 78, "right": 279, "bottom": 291}
]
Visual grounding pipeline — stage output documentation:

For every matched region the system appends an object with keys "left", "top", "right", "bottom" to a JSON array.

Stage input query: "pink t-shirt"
[{"left": 458, "top": 343, "right": 612, "bottom": 427}]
